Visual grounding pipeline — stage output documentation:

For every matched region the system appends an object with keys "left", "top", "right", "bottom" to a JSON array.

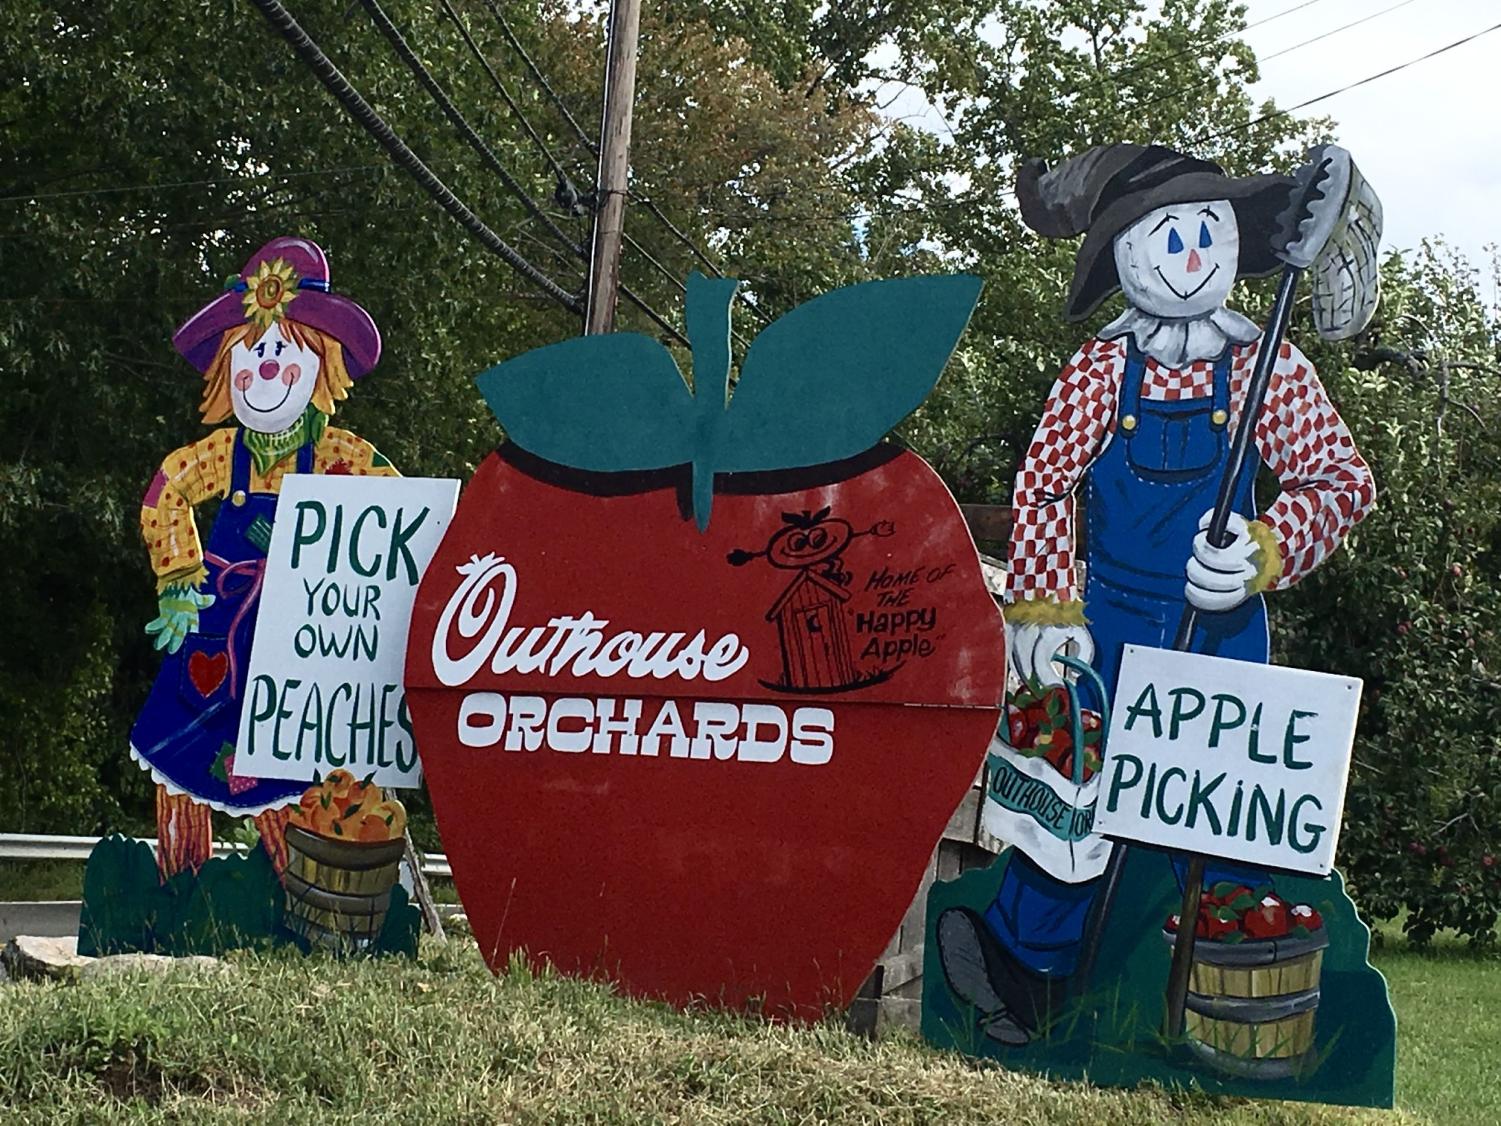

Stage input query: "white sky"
[
  {"left": 1241, "top": 0, "right": 1500, "bottom": 267},
  {"left": 876, "top": 0, "right": 1501, "bottom": 269}
]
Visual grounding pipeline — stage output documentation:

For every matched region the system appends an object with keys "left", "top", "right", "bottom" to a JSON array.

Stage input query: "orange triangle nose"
[{"left": 1186, "top": 248, "right": 1203, "bottom": 273}]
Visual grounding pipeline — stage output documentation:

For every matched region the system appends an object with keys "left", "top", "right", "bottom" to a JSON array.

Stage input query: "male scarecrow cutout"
[
  {"left": 937, "top": 144, "right": 1376, "bottom": 1043},
  {"left": 130, "top": 237, "right": 397, "bottom": 879}
]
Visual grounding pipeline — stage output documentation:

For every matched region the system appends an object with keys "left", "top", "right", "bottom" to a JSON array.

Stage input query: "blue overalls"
[
  {"left": 986, "top": 340, "right": 1270, "bottom": 978},
  {"left": 130, "top": 433, "right": 310, "bottom": 814}
]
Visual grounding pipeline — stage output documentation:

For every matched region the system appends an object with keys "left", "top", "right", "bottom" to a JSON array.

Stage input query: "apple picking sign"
[
  {"left": 405, "top": 274, "right": 1006, "bottom": 1018},
  {"left": 237, "top": 474, "right": 459, "bottom": 789},
  {"left": 1094, "top": 645, "right": 1362, "bottom": 876}
]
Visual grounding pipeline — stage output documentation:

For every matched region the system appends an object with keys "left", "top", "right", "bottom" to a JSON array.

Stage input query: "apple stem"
[{"left": 685, "top": 272, "right": 740, "bottom": 530}]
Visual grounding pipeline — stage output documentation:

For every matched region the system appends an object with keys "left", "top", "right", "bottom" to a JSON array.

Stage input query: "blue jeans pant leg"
[{"left": 983, "top": 852, "right": 1100, "bottom": 978}]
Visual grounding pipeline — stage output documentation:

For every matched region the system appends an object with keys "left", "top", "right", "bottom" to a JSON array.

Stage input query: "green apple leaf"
[
  {"left": 716, "top": 274, "right": 984, "bottom": 472},
  {"left": 474, "top": 273, "right": 982, "bottom": 529},
  {"left": 475, "top": 333, "right": 696, "bottom": 471}
]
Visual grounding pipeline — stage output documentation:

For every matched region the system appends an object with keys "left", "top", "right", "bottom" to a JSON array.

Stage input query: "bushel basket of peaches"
[{"left": 282, "top": 769, "right": 409, "bottom": 952}]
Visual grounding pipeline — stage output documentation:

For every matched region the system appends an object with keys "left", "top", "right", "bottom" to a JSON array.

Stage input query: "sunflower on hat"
[{"left": 240, "top": 257, "right": 300, "bottom": 329}]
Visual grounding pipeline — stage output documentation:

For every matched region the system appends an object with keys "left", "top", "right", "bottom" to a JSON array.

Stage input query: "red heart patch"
[{"left": 187, "top": 650, "right": 228, "bottom": 698}]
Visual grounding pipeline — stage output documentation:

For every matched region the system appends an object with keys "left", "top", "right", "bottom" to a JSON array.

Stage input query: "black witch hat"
[{"left": 1017, "top": 144, "right": 1295, "bottom": 321}]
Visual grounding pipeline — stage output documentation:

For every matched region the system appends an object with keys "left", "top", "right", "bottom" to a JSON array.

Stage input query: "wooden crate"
[{"left": 866, "top": 774, "right": 1004, "bottom": 1032}]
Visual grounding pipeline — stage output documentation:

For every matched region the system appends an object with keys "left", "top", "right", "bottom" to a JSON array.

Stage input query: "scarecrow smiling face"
[
  {"left": 228, "top": 321, "right": 321, "bottom": 433},
  {"left": 1113, "top": 198, "right": 1239, "bottom": 319}
]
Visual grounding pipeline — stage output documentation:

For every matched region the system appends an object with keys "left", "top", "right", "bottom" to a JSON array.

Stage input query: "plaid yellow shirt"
[{"left": 141, "top": 426, "right": 398, "bottom": 589}]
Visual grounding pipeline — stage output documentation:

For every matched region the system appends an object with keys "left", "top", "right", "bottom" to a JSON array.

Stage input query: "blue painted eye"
[
  {"left": 1199, "top": 221, "right": 1213, "bottom": 249},
  {"left": 1167, "top": 228, "right": 1184, "bottom": 254}
]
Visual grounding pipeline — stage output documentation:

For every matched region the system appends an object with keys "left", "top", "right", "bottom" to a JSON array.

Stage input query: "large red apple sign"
[{"left": 406, "top": 274, "right": 1005, "bottom": 1019}]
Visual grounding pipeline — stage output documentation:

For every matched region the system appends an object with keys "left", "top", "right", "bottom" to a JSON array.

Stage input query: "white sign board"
[
  {"left": 235, "top": 475, "right": 460, "bottom": 788},
  {"left": 1092, "top": 645, "right": 1361, "bottom": 876}
]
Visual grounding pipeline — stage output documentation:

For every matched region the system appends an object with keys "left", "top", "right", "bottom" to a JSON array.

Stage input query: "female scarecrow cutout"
[
  {"left": 937, "top": 144, "right": 1376, "bottom": 1043},
  {"left": 131, "top": 237, "right": 397, "bottom": 879}
]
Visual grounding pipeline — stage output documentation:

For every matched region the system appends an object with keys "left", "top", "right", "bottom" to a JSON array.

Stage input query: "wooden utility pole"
[{"left": 584, "top": 0, "right": 642, "bottom": 335}]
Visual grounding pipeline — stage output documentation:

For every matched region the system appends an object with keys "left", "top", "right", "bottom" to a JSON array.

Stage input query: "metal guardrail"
[{"left": 0, "top": 833, "right": 451, "bottom": 878}]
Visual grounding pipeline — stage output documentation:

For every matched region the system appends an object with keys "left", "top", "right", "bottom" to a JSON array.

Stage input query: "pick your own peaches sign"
[{"left": 405, "top": 274, "right": 1005, "bottom": 1017}]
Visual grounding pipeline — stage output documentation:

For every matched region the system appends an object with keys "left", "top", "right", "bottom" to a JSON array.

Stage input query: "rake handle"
[{"left": 1161, "top": 263, "right": 1304, "bottom": 1039}]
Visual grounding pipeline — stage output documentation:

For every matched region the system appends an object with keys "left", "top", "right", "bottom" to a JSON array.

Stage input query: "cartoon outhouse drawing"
[{"left": 766, "top": 567, "right": 856, "bottom": 691}]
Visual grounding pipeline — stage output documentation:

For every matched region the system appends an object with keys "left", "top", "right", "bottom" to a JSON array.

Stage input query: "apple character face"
[
  {"left": 229, "top": 321, "right": 319, "bottom": 433},
  {"left": 1114, "top": 199, "right": 1239, "bottom": 318}
]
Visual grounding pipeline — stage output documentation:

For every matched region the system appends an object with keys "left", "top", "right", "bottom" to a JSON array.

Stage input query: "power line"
[
  {"left": 1255, "top": 0, "right": 1419, "bottom": 67},
  {"left": 361, "top": 0, "right": 688, "bottom": 344},
  {"left": 631, "top": 194, "right": 775, "bottom": 325},
  {"left": 0, "top": 162, "right": 401, "bottom": 206},
  {"left": 436, "top": 0, "right": 578, "bottom": 193},
  {"left": 1205, "top": 17, "right": 1501, "bottom": 145},
  {"left": 462, "top": 1, "right": 777, "bottom": 323},
  {"left": 1059, "top": 0, "right": 1334, "bottom": 105},
  {"left": 1121, "top": 0, "right": 1421, "bottom": 134},
  {"left": 459, "top": 2, "right": 772, "bottom": 326},
  {"left": 359, "top": 0, "right": 582, "bottom": 267},
  {"left": 324, "top": 1, "right": 689, "bottom": 344},
  {"left": 246, "top": 0, "right": 582, "bottom": 313},
  {"left": 481, "top": 0, "right": 599, "bottom": 160}
]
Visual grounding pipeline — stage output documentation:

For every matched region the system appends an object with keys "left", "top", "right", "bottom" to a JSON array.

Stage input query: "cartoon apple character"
[{"left": 405, "top": 274, "right": 1005, "bottom": 1018}]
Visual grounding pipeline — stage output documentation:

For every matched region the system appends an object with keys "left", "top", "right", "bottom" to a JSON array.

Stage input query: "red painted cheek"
[
  {"left": 282, "top": 363, "right": 302, "bottom": 386},
  {"left": 234, "top": 369, "right": 253, "bottom": 391}
]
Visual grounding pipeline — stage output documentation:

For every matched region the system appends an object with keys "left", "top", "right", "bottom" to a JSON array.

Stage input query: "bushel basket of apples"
[
  {"left": 1162, "top": 882, "right": 1330, "bottom": 1078},
  {"left": 282, "top": 769, "right": 409, "bottom": 953}
]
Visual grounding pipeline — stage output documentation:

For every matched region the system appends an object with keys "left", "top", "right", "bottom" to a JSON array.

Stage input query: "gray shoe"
[
  {"left": 980, "top": 1008, "right": 1032, "bottom": 1046},
  {"left": 936, "top": 908, "right": 1034, "bottom": 1046}
]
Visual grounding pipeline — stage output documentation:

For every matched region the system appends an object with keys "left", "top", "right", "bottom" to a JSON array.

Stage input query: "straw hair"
[{"left": 199, "top": 319, "right": 354, "bottom": 423}]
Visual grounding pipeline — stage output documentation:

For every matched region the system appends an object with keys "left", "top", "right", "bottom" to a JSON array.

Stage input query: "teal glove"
[{"left": 145, "top": 581, "right": 216, "bottom": 654}]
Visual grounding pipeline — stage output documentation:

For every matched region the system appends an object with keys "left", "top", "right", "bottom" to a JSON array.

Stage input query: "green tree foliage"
[{"left": 1278, "top": 243, "right": 1501, "bottom": 945}]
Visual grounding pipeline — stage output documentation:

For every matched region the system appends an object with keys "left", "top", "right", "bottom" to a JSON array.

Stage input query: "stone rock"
[
  {"left": 1, "top": 936, "right": 227, "bottom": 983},
  {"left": 2, "top": 935, "right": 92, "bottom": 981},
  {"left": 81, "top": 953, "right": 228, "bottom": 980}
]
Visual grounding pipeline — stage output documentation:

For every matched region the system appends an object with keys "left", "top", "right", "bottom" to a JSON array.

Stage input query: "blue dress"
[
  {"left": 129, "top": 434, "right": 309, "bottom": 815},
  {"left": 986, "top": 339, "right": 1270, "bottom": 978}
]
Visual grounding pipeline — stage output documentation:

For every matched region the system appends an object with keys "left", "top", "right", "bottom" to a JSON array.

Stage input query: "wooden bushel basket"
[
  {"left": 1163, "top": 926, "right": 1330, "bottom": 1079},
  {"left": 283, "top": 824, "right": 405, "bottom": 953}
]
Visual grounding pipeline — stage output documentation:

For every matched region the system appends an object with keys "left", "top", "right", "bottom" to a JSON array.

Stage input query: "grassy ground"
[
  {"left": 0, "top": 861, "right": 85, "bottom": 902},
  {"left": 1, "top": 863, "right": 1493, "bottom": 1122},
  {"left": 0, "top": 936, "right": 1428, "bottom": 1126},
  {"left": 1368, "top": 923, "right": 1500, "bottom": 1125}
]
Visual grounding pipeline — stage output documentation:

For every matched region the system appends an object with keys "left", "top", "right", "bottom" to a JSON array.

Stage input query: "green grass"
[
  {"left": 0, "top": 936, "right": 1436, "bottom": 1125},
  {"left": 0, "top": 858, "right": 460, "bottom": 904},
  {"left": 0, "top": 861, "right": 84, "bottom": 902},
  {"left": 1369, "top": 924, "right": 1501, "bottom": 1125},
  {"left": 1, "top": 861, "right": 1493, "bottom": 1121}
]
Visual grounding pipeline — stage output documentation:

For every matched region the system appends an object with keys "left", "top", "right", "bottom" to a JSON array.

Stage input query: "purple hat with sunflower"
[{"left": 172, "top": 236, "right": 382, "bottom": 377}]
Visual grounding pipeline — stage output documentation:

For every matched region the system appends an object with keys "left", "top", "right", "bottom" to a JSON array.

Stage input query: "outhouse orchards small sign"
[{"left": 1094, "top": 645, "right": 1362, "bottom": 876}]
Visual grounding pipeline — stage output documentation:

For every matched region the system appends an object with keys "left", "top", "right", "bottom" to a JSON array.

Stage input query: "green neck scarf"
[{"left": 241, "top": 407, "right": 328, "bottom": 476}]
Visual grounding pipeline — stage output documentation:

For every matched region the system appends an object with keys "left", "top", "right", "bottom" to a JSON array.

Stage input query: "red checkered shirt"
[{"left": 1007, "top": 335, "right": 1375, "bottom": 606}]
